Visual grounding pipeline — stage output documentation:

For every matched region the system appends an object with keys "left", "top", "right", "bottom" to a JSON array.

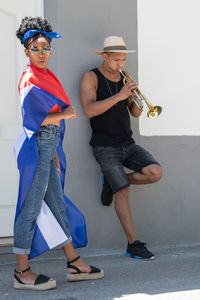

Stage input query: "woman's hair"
[{"left": 16, "top": 16, "right": 53, "bottom": 48}]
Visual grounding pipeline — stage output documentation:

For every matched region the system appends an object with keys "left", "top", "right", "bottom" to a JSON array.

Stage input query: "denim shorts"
[{"left": 93, "top": 143, "right": 160, "bottom": 193}]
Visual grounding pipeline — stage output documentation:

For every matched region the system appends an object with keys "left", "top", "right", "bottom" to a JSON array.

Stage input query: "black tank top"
[{"left": 89, "top": 68, "right": 134, "bottom": 147}]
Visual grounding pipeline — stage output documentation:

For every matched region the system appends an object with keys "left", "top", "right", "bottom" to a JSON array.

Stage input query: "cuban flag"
[{"left": 13, "top": 63, "right": 87, "bottom": 259}]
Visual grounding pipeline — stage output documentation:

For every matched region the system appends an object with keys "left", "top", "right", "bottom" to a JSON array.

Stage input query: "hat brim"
[{"left": 95, "top": 50, "right": 136, "bottom": 54}]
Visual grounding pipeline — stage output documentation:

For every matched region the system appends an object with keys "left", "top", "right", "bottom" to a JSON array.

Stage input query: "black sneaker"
[
  {"left": 101, "top": 174, "right": 113, "bottom": 206},
  {"left": 126, "top": 240, "right": 155, "bottom": 260}
]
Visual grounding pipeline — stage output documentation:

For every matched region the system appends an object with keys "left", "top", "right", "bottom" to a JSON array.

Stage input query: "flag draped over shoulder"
[{"left": 13, "top": 63, "right": 87, "bottom": 259}]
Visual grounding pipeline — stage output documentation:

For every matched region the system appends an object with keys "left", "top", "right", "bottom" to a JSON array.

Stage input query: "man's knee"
[
  {"left": 150, "top": 165, "right": 162, "bottom": 182},
  {"left": 143, "top": 164, "right": 163, "bottom": 183}
]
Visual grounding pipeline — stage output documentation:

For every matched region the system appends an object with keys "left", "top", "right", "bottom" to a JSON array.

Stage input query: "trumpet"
[{"left": 119, "top": 70, "right": 162, "bottom": 118}]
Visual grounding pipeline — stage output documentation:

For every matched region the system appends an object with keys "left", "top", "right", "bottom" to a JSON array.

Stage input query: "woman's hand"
[
  {"left": 55, "top": 151, "right": 61, "bottom": 175},
  {"left": 61, "top": 106, "right": 77, "bottom": 120}
]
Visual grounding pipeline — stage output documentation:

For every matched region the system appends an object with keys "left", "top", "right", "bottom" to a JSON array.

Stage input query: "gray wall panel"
[{"left": 44, "top": 0, "right": 200, "bottom": 250}]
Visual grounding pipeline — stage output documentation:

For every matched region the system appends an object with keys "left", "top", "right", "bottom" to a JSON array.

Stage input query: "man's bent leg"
[{"left": 127, "top": 164, "right": 163, "bottom": 185}]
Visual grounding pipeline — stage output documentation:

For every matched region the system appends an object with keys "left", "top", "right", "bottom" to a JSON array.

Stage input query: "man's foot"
[
  {"left": 125, "top": 240, "right": 155, "bottom": 260},
  {"left": 101, "top": 174, "right": 113, "bottom": 206}
]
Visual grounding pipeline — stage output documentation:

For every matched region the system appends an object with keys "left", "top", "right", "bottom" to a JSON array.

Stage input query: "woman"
[{"left": 14, "top": 16, "right": 103, "bottom": 290}]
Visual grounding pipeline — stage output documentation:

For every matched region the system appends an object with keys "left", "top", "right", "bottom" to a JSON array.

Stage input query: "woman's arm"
[{"left": 41, "top": 106, "right": 77, "bottom": 126}]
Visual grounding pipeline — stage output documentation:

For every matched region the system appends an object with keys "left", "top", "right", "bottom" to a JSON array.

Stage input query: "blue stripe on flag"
[
  {"left": 15, "top": 136, "right": 38, "bottom": 218},
  {"left": 64, "top": 195, "right": 87, "bottom": 248},
  {"left": 29, "top": 224, "right": 50, "bottom": 259},
  {"left": 22, "top": 86, "right": 68, "bottom": 133}
]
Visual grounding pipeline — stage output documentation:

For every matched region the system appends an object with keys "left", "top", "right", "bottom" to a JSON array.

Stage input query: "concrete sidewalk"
[{"left": 0, "top": 244, "right": 200, "bottom": 300}]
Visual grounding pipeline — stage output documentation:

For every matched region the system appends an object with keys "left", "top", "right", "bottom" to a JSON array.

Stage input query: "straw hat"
[{"left": 95, "top": 36, "right": 136, "bottom": 54}]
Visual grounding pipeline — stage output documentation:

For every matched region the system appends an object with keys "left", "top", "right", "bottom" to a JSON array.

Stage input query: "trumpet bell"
[{"left": 147, "top": 106, "right": 162, "bottom": 119}]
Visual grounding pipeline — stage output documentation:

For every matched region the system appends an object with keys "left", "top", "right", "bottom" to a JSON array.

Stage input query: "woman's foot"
[
  {"left": 67, "top": 256, "right": 91, "bottom": 273},
  {"left": 14, "top": 267, "right": 56, "bottom": 290},
  {"left": 67, "top": 256, "right": 104, "bottom": 282},
  {"left": 15, "top": 268, "right": 38, "bottom": 285}
]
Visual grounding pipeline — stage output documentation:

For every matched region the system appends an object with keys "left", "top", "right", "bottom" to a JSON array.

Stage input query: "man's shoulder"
[
  {"left": 81, "top": 69, "right": 98, "bottom": 84},
  {"left": 83, "top": 69, "right": 97, "bottom": 76}
]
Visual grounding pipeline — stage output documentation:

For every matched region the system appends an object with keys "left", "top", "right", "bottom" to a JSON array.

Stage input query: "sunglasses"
[{"left": 28, "top": 46, "right": 52, "bottom": 55}]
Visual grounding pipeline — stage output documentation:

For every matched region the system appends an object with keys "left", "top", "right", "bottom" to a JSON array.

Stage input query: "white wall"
[
  {"left": 137, "top": 0, "right": 200, "bottom": 136},
  {"left": 0, "top": 0, "right": 44, "bottom": 237}
]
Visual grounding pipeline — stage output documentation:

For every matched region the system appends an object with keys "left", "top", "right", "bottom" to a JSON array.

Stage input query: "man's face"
[{"left": 103, "top": 52, "right": 127, "bottom": 73}]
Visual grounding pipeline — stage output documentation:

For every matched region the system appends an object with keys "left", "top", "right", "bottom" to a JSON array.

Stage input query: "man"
[{"left": 80, "top": 36, "right": 162, "bottom": 260}]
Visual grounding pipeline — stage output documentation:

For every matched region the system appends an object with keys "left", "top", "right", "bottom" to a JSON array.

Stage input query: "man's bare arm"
[
  {"left": 80, "top": 71, "right": 122, "bottom": 118},
  {"left": 127, "top": 96, "right": 142, "bottom": 118},
  {"left": 124, "top": 71, "right": 142, "bottom": 118},
  {"left": 80, "top": 71, "right": 137, "bottom": 118}
]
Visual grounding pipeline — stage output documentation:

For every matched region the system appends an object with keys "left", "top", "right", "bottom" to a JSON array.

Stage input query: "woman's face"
[{"left": 25, "top": 37, "right": 51, "bottom": 71}]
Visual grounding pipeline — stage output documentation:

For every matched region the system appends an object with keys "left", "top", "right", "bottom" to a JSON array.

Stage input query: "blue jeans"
[{"left": 14, "top": 125, "right": 72, "bottom": 254}]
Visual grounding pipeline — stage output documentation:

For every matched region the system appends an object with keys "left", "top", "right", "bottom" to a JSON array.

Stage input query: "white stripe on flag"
[
  {"left": 20, "top": 85, "right": 33, "bottom": 105},
  {"left": 13, "top": 128, "right": 26, "bottom": 160},
  {"left": 25, "top": 128, "right": 35, "bottom": 139},
  {"left": 36, "top": 200, "right": 69, "bottom": 249}
]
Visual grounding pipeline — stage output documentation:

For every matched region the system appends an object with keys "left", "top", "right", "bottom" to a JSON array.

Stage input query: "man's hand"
[{"left": 118, "top": 80, "right": 138, "bottom": 101}]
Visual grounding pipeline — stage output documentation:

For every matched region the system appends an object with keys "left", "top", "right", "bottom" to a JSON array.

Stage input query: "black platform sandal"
[
  {"left": 14, "top": 267, "right": 56, "bottom": 290},
  {"left": 66, "top": 256, "right": 104, "bottom": 282}
]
